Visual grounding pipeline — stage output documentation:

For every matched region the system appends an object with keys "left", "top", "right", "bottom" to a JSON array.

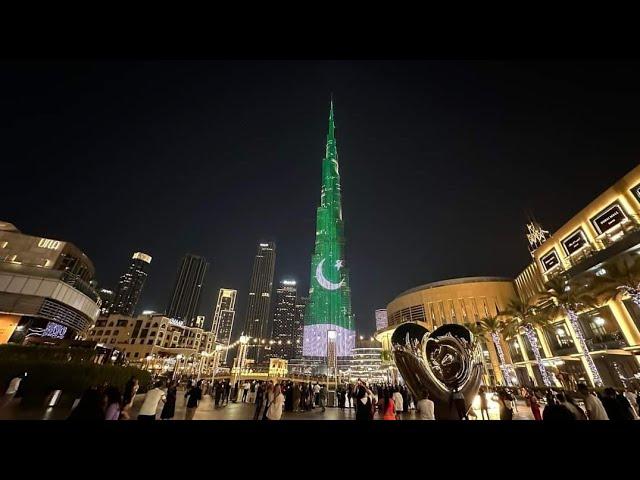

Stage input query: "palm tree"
[
  {"left": 501, "top": 298, "right": 553, "bottom": 387},
  {"left": 593, "top": 254, "right": 640, "bottom": 307},
  {"left": 540, "top": 276, "right": 604, "bottom": 387},
  {"left": 477, "top": 315, "right": 517, "bottom": 386}
]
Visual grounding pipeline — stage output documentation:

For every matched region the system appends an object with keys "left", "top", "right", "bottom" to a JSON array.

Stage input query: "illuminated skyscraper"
[
  {"left": 210, "top": 288, "right": 237, "bottom": 363},
  {"left": 303, "top": 101, "right": 355, "bottom": 357},
  {"left": 293, "top": 296, "right": 307, "bottom": 358},
  {"left": 270, "top": 280, "right": 297, "bottom": 360},
  {"left": 243, "top": 242, "right": 276, "bottom": 362},
  {"left": 110, "top": 252, "right": 152, "bottom": 316},
  {"left": 166, "top": 254, "right": 208, "bottom": 326}
]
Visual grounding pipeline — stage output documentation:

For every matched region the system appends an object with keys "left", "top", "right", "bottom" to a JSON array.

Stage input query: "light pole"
[
  {"left": 173, "top": 354, "right": 184, "bottom": 382},
  {"left": 231, "top": 335, "right": 249, "bottom": 391}
]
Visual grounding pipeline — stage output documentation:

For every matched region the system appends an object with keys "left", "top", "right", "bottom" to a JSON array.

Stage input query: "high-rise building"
[
  {"left": 375, "top": 309, "right": 388, "bottom": 331},
  {"left": 243, "top": 241, "right": 276, "bottom": 362},
  {"left": 110, "top": 252, "right": 152, "bottom": 316},
  {"left": 303, "top": 101, "right": 355, "bottom": 358},
  {"left": 210, "top": 288, "right": 237, "bottom": 363},
  {"left": 270, "top": 280, "right": 298, "bottom": 360},
  {"left": 98, "top": 288, "right": 115, "bottom": 316},
  {"left": 166, "top": 254, "right": 208, "bottom": 326},
  {"left": 293, "top": 297, "right": 307, "bottom": 358}
]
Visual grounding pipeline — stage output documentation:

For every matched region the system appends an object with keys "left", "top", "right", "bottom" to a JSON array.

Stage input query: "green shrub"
[{"left": 0, "top": 345, "right": 152, "bottom": 407}]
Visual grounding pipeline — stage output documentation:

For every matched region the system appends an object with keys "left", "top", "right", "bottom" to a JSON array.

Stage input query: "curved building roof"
[{"left": 394, "top": 276, "right": 513, "bottom": 299}]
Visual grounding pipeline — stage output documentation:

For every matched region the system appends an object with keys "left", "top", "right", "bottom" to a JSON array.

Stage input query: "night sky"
[{"left": 3, "top": 60, "right": 640, "bottom": 337}]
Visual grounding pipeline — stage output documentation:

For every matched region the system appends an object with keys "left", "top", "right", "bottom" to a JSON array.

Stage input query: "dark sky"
[{"left": 3, "top": 60, "right": 640, "bottom": 337}]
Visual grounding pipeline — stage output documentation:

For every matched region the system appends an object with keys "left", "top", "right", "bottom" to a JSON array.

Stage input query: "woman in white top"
[
  {"left": 266, "top": 384, "right": 285, "bottom": 420},
  {"left": 392, "top": 389, "right": 404, "bottom": 419}
]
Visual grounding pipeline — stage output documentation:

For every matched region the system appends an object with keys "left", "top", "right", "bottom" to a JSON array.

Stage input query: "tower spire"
[{"left": 328, "top": 95, "right": 335, "bottom": 140}]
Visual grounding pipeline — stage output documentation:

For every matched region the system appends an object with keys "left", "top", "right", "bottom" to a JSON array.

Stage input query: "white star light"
[{"left": 335, "top": 259, "right": 344, "bottom": 270}]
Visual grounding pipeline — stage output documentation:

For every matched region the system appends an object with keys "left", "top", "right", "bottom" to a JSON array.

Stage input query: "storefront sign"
[
  {"left": 561, "top": 229, "right": 588, "bottom": 255},
  {"left": 540, "top": 249, "right": 560, "bottom": 272},
  {"left": 591, "top": 203, "right": 628, "bottom": 234}
]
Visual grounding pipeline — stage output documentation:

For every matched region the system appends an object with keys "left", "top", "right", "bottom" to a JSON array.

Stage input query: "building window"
[
  {"left": 113, "top": 330, "right": 119, "bottom": 336},
  {"left": 108, "top": 321, "right": 114, "bottom": 327},
  {"left": 97, "top": 330, "right": 103, "bottom": 336},
  {"left": 104, "top": 330, "right": 111, "bottom": 335},
  {"left": 145, "top": 322, "right": 151, "bottom": 328},
  {"left": 134, "top": 352, "right": 139, "bottom": 358},
  {"left": 147, "top": 339, "right": 153, "bottom": 345},
  {"left": 96, "top": 320, "right": 107, "bottom": 327},
  {"left": 117, "top": 320, "right": 128, "bottom": 327}
]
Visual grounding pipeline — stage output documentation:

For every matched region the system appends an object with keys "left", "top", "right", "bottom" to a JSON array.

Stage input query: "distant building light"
[
  {"left": 142, "top": 310, "right": 155, "bottom": 315},
  {"left": 133, "top": 252, "right": 152, "bottom": 264},
  {"left": 282, "top": 280, "right": 297, "bottom": 286}
]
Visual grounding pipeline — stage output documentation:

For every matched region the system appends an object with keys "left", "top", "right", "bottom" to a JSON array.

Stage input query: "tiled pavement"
[{"left": 0, "top": 389, "right": 534, "bottom": 420}]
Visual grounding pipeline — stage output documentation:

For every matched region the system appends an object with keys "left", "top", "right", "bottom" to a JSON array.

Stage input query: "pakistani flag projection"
[{"left": 303, "top": 101, "right": 356, "bottom": 358}]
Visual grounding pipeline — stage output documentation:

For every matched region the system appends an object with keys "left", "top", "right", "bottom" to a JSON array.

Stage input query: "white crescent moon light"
[{"left": 316, "top": 258, "right": 344, "bottom": 291}]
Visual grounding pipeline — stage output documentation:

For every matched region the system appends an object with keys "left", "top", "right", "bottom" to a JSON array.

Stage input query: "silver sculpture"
[{"left": 391, "top": 322, "right": 483, "bottom": 420}]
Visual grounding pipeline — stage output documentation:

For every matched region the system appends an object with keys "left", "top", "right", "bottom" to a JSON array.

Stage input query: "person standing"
[
  {"left": 68, "top": 388, "right": 107, "bottom": 420},
  {"left": 161, "top": 381, "right": 177, "bottom": 420},
  {"left": 416, "top": 391, "right": 435, "bottom": 420},
  {"left": 266, "top": 384, "right": 285, "bottom": 420},
  {"left": 577, "top": 384, "right": 609, "bottom": 420},
  {"left": 292, "top": 383, "right": 301, "bottom": 412},
  {"left": 223, "top": 381, "right": 231, "bottom": 405},
  {"left": 354, "top": 380, "right": 372, "bottom": 421},
  {"left": 137, "top": 381, "right": 166, "bottom": 420},
  {"left": 452, "top": 388, "right": 468, "bottom": 420},
  {"left": 254, "top": 382, "right": 265, "bottom": 420},
  {"left": 556, "top": 392, "right": 586, "bottom": 420},
  {"left": 242, "top": 381, "right": 250, "bottom": 403},
  {"left": 623, "top": 389, "right": 639, "bottom": 419},
  {"left": 392, "top": 388, "right": 404, "bottom": 419},
  {"left": 347, "top": 384, "right": 353, "bottom": 409},
  {"left": 382, "top": 389, "right": 396, "bottom": 420},
  {"left": 185, "top": 380, "right": 203, "bottom": 420},
  {"left": 262, "top": 382, "right": 274, "bottom": 420},
  {"left": 104, "top": 386, "right": 122, "bottom": 421},
  {"left": 401, "top": 386, "right": 409, "bottom": 414},
  {"left": 497, "top": 390, "right": 513, "bottom": 420},
  {"left": 478, "top": 386, "right": 489, "bottom": 420},
  {"left": 121, "top": 376, "right": 139, "bottom": 419},
  {"left": 529, "top": 391, "right": 542, "bottom": 421},
  {"left": 319, "top": 384, "right": 327, "bottom": 413}
]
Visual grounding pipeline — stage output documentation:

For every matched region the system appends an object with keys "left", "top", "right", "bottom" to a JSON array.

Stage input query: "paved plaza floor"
[{"left": 0, "top": 389, "right": 534, "bottom": 420}]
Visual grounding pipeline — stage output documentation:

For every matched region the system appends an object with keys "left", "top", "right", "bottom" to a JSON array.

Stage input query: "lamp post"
[
  {"left": 231, "top": 335, "right": 249, "bottom": 391},
  {"left": 173, "top": 354, "right": 184, "bottom": 382}
]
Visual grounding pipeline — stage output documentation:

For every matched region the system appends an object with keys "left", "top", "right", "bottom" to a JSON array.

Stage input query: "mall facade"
[
  {"left": 377, "top": 164, "right": 640, "bottom": 390},
  {"left": 0, "top": 221, "right": 101, "bottom": 344}
]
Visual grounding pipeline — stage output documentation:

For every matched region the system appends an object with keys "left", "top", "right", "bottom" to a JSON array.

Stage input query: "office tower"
[
  {"left": 194, "top": 315, "right": 205, "bottom": 329},
  {"left": 210, "top": 288, "right": 237, "bottom": 363},
  {"left": 166, "top": 254, "right": 208, "bottom": 326},
  {"left": 270, "top": 280, "right": 297, "bottom": 360},
  {"left": 111, "top": 252, "right": 152, "bottom": 316},
  {"left": 304, "top": 101, "right": 355, "bottom": 357},
  {"left": 293, "top": 296, "right": 307, "bottom": 358},
  {"left": 243, "top": 241, "right": 276, "bottom": 362},
  {"left": 98, "top": 288, "right": 115, "bottom": 316},
  {"left": 375, "top": 309, "right": 388, "bottom": 331}
]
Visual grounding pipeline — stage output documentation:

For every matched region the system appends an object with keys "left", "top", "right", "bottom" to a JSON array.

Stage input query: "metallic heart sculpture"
[{"left": 391, "top": 322, "right": 483, "bottom": 420}]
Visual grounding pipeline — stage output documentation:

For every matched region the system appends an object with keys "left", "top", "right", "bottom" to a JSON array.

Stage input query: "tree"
[
  {"left": 540, "top": 276, "right": 604, "bottom": 387},
  {"left": 477, "top": 315, "right": 517, "bottom": 386},
  {"left": 501, "top": 298, "right": 554, "bottom": 387},
  {"left": 593, "top": 254, "right": 640, "bottom": 307}
]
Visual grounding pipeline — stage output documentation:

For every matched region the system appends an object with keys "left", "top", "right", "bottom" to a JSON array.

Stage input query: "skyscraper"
[
  {"left": 293, "top": 296, "right": 307, "bottom": 358},
  {"left": 166, "top": 254, "right": 208, "bottom": 326},
  {"left": 304, "top": 101, "right": 355, "bottom": 358},
  {"left": 210, "top": 288, "right": 237, "bottom": 363},
  {"left": 270, "top": 280, "right": 297, "bottom": 360},
  {"left": 243, "top": 241, "right": 276, "bottom": 362},
  {"left": 110, "top": 252, "right": 152, "bottom": 316}
]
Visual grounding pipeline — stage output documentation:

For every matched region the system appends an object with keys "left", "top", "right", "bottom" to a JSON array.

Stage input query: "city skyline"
[{"left": 5, "top": 61, "right": 640, "bottom": 337}]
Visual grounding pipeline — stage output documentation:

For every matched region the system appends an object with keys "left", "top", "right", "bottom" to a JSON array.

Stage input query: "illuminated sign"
[
  {"left": 561, "top": 229, "right": 588, "bottom": 256},
  {"left": 133, "top": 252, "right": 152, "bottom": 264},
  {"left": 591, "top": 203, "right": 628, "bottom": 235},
  {"left": 169, "top": 318, "right": 185, "bottom": 327},
  {"left": 26, "top": 321, "right": 67, "bottom": 339},
  {"left": 540, "top": 249, "right": 560, "bottom": 272},
  {"left": 37, "top": 238, "right": 62, "bottom": 250}
]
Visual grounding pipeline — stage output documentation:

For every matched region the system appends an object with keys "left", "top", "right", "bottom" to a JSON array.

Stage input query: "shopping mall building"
[
  {"left": 0, "top": 222, "right": 101, "bottom": 343},
  {"left": 376, "top": 164, "right": 640, "bottom": 390}
]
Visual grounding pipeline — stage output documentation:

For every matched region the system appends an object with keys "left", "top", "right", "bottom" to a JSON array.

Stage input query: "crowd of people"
[
  {"left": 480, "top": 383, "right": 640, "bottom": 421},
  {"left": 6, "top": 369, "right": 640, "bottom": 421}
]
